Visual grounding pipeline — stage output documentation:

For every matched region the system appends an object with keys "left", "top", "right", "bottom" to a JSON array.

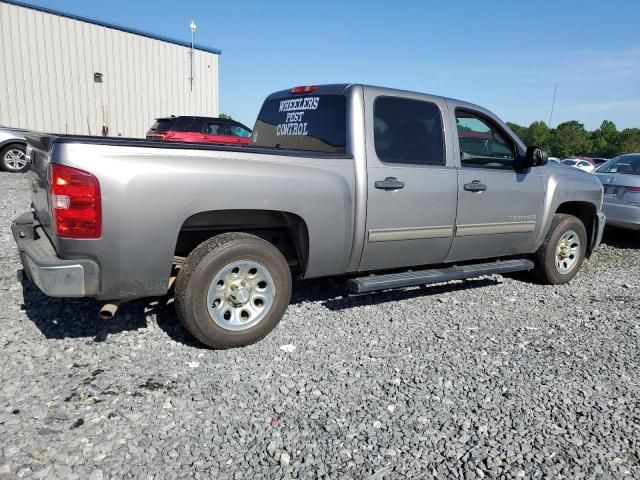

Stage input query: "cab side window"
[
  {"left": 374, "top": 97, "right": 445, "bottom": 166},
  {"left": 204, "top": 122, "right": 231, "bottom": 135},
  {"left": 456, "top": 110, "right": 515, "bottom": 170}
]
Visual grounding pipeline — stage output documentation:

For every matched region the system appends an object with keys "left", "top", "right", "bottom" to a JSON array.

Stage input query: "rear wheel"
[
  {"left": 532, "top": 213, "right": 587, "bottom": 284},
  {"left": 0, "top": 144, "right": 28, "bottom": 173},
  {"left": 174, "top": 232, "right": 292, "bottom": 349}
]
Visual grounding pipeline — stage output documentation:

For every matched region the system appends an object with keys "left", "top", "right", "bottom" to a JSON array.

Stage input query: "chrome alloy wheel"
[
  {"left": 554, "top": 230, "right": 580, "bottom": 274},
  {"left": 3, "top": 148, "right": 27, "bottom": 171},
  {"left": 206, "top": 260, "right": 275, "bottom": 331}
]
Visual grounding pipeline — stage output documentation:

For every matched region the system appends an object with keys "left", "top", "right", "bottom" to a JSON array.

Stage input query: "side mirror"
[{"left": 523, "top": 146, "right": 548, "bottom": 168}]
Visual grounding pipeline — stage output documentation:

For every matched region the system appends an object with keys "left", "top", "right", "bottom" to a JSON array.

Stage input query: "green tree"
[
  {"left": 590, "top": 120, "right": 619, "bottom": 158},
  {"left": 219, "top": 113, "right": 233, "bottom": 120},
  {"left": 506, "top": 122, "right": 528, "bottom": 143},
  {"left": 551, "top": 121, "right": 590, "bottom": 158},
  {"left": 526, "top": 121, "right": 551, "bottom": 149},
  {"left": 615, "top": 128, "right": 640, "bottom": 155}
]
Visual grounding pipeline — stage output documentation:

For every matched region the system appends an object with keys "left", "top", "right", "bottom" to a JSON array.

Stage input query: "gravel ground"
[{"left": 1, "top": 171, "right": 639, "bottom": 479}]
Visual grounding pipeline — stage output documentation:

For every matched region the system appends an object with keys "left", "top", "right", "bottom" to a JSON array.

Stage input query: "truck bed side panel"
[{"left": 47, "top": 143, "right": 355, "bottom": 300}]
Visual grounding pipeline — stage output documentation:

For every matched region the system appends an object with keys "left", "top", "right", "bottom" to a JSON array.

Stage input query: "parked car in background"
[
  {"left": 146, "top": 116, "right": 252, "bottom": 145},
  {"left": 562, "top": 158, "right": 595, "bottom": 173},
  {"left": 595, "top": 154, "right": 640, "bottom": 231},
  {"left": 592, "top": 157, "right": 610, "bottom": 167},
  {"left": 0, "top": 127, "right": 28, "bottom": 173},
  {"left": 548, "top": 157, "right": 562, "bottom": 166}
]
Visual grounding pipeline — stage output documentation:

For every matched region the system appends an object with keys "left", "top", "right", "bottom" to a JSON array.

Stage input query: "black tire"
[
  {"left": 0, "top": 144, "right": 28, "bottom": 173},
  {"left": 174, "top": 232, "right": 292, "bottom": 349},
  {"left": 532, "top": 213, "right": 587, "bottom": 284}
]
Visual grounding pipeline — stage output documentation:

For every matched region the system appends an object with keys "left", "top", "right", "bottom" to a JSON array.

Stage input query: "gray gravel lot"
[{"left": 0, "top": 171, "right": 639, "bottom": 479}]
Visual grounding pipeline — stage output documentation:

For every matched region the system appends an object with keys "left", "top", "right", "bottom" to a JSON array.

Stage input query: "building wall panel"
[{"left": 0, "top": 1, "right": 219, "bottom": 138}]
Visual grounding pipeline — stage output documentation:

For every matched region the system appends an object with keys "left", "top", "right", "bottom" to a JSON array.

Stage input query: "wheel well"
[
  {"left": 0, "top": 142, "right": 26, "bottom": 152},
  {"left": 555, "top": 201, "right": 597, "bottom": 254},
  {"left": 174, "top": 210, "right": 309, "bottom": 272}
]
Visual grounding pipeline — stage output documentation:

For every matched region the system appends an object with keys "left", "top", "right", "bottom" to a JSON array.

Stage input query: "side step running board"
[{"left": 345, "top": 259, "right": 535, "bottom": 294}]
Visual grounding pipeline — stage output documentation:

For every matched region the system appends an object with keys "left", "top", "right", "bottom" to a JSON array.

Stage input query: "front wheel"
[
  {"left": 532, "top": 213, "right": 587, "bottom": 284},
  {"left": 174, "top": 232, "right": 292, "bottom": 349}
]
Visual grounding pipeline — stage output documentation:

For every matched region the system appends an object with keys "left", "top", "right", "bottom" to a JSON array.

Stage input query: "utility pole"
[
  {"left": 189, "top": 20, "right": 197, "bottom": 92},
  {"left": 548, "top": 83, "right": 558, "bottom": 127}
]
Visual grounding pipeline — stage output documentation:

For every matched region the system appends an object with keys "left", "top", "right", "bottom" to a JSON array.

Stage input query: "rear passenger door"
[{"left": 359, "top": 92, "right": 458, "bottom": 272}]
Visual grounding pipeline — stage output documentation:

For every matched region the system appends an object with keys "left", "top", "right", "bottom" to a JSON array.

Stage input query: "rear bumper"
[
  {"left": 11, "top": 211, "right": 99, "bottom": 297},
  {"left": 602, "top": 202, "right": 640, "bottom": 231}
]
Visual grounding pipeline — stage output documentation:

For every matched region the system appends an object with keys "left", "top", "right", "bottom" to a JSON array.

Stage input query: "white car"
[
  {"left": 0, "top": 127, "right": 28, "bottom": 173},
  {"left": 561, "top": 158, "right": 595, "bottom": 173}
]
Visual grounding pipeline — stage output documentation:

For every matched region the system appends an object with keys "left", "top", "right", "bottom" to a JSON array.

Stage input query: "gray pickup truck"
[{"left": 12, "top": 84, "right": 605, "bottom": 348}]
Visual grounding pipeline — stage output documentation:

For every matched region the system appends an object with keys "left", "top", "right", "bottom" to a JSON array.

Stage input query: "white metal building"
[{"left": 0, "top": 0, "right": 220, "bottom": 138}]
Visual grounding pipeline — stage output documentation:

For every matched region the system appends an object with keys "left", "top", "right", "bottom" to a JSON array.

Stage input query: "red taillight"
[
  {"left": 291, "top": 85, "right": 317, "bottom": 94},
  {"left": 49, "top": 164, "right": 101, "bottom": 239},
  {"left": 626, "top": 186, "right": 640, "bottom": 193}
]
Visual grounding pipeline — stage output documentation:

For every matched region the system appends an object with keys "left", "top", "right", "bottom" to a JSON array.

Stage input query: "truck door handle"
[
  {"left": 464, "top": 181, "right": 487, "bottom": 192},
  {"left": 375, "top": 177, "right": 405, "bottom": 190}
]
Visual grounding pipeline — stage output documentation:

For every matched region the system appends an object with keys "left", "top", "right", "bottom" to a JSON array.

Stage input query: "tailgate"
[{"left": 25, "top": 133, "right": 56, "bottom": 240}]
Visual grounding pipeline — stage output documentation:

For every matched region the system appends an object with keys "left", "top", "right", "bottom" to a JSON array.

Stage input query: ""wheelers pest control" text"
[{"left": 276, "top": 97, "right": 320, "bottom": 136}]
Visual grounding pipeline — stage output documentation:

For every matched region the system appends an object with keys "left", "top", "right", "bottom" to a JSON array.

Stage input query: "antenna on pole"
[
  {"left": 189, "top": 20, "right": 197, "bottom": 92},
  {"left": 548, "top": 83, "right": 558, "bottom": 127}
]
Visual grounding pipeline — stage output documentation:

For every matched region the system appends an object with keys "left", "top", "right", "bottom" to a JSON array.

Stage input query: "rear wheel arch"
[
  {"left": 0, "top": 140, "right": 27, "bottom": 151},
  {"left": 173, "top": 209, "right": 310, "bottom": 274}
]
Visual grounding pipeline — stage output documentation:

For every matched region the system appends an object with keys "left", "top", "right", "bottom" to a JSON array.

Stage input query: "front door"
[
  {"left": 447, "top": 107, "right": 544, "bottom": 262},
  {"left": 358, "top": 92, "right": 458, "bottom": 272}
]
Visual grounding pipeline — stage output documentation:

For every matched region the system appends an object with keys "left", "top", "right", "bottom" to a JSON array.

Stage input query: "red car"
[{"left": 146, "top": 116, "right": 252, "bottom": 145}]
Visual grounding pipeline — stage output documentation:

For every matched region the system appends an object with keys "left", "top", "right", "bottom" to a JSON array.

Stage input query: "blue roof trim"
[{"left": 1, "top": 0, "right": 221, "bottom": 55}]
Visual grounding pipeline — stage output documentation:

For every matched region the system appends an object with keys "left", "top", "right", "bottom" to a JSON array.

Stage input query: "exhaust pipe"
[{"left": 99, "top": 301, "right": 121, "bottom": 320}]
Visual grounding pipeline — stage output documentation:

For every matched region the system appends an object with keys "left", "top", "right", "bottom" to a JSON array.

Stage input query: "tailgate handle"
[
  {"left": 464, "top": 180, "right": 487, "bottom": 192},
  {"left": 375, "top": 177, "right": 405, "bottom": 190}
]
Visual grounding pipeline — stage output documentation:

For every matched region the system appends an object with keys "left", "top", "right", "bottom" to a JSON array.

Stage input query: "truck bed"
[
  {"left": 25, "top": 133, "right": 353, "bottom": 160},
  {"left": 23, "top": 131, "right": 358, "bottom": 300}
]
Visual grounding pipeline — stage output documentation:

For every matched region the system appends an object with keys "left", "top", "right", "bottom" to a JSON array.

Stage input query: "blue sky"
[{"left": 22, "top": 0, "right": 640, "bottom": 130}]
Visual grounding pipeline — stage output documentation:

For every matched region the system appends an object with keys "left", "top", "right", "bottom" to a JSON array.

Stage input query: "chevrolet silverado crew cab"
[{"left": 13, "top": 84, "right": 605, "bottom": 349}]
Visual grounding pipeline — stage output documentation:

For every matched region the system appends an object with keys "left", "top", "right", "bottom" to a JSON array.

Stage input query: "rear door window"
[
  {"left": 251, "top": 95, "right": 347, "bottom": 153},
  {"left": 204, "top": 122, "right": 230, "bottom": 135},
  {"left": 169, "top": 118, "right": 204, "bottom": 132},
  {"left": 373, "top": 97, "right": 445, "bottom": 166}
]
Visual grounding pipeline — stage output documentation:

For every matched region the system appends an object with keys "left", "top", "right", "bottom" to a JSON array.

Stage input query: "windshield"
[
  {"left": 596, "top": 155, "right": 640, "bottom": 175},
  {"left": 562, "top": 159, "right": 578, "bottom": 166}
]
